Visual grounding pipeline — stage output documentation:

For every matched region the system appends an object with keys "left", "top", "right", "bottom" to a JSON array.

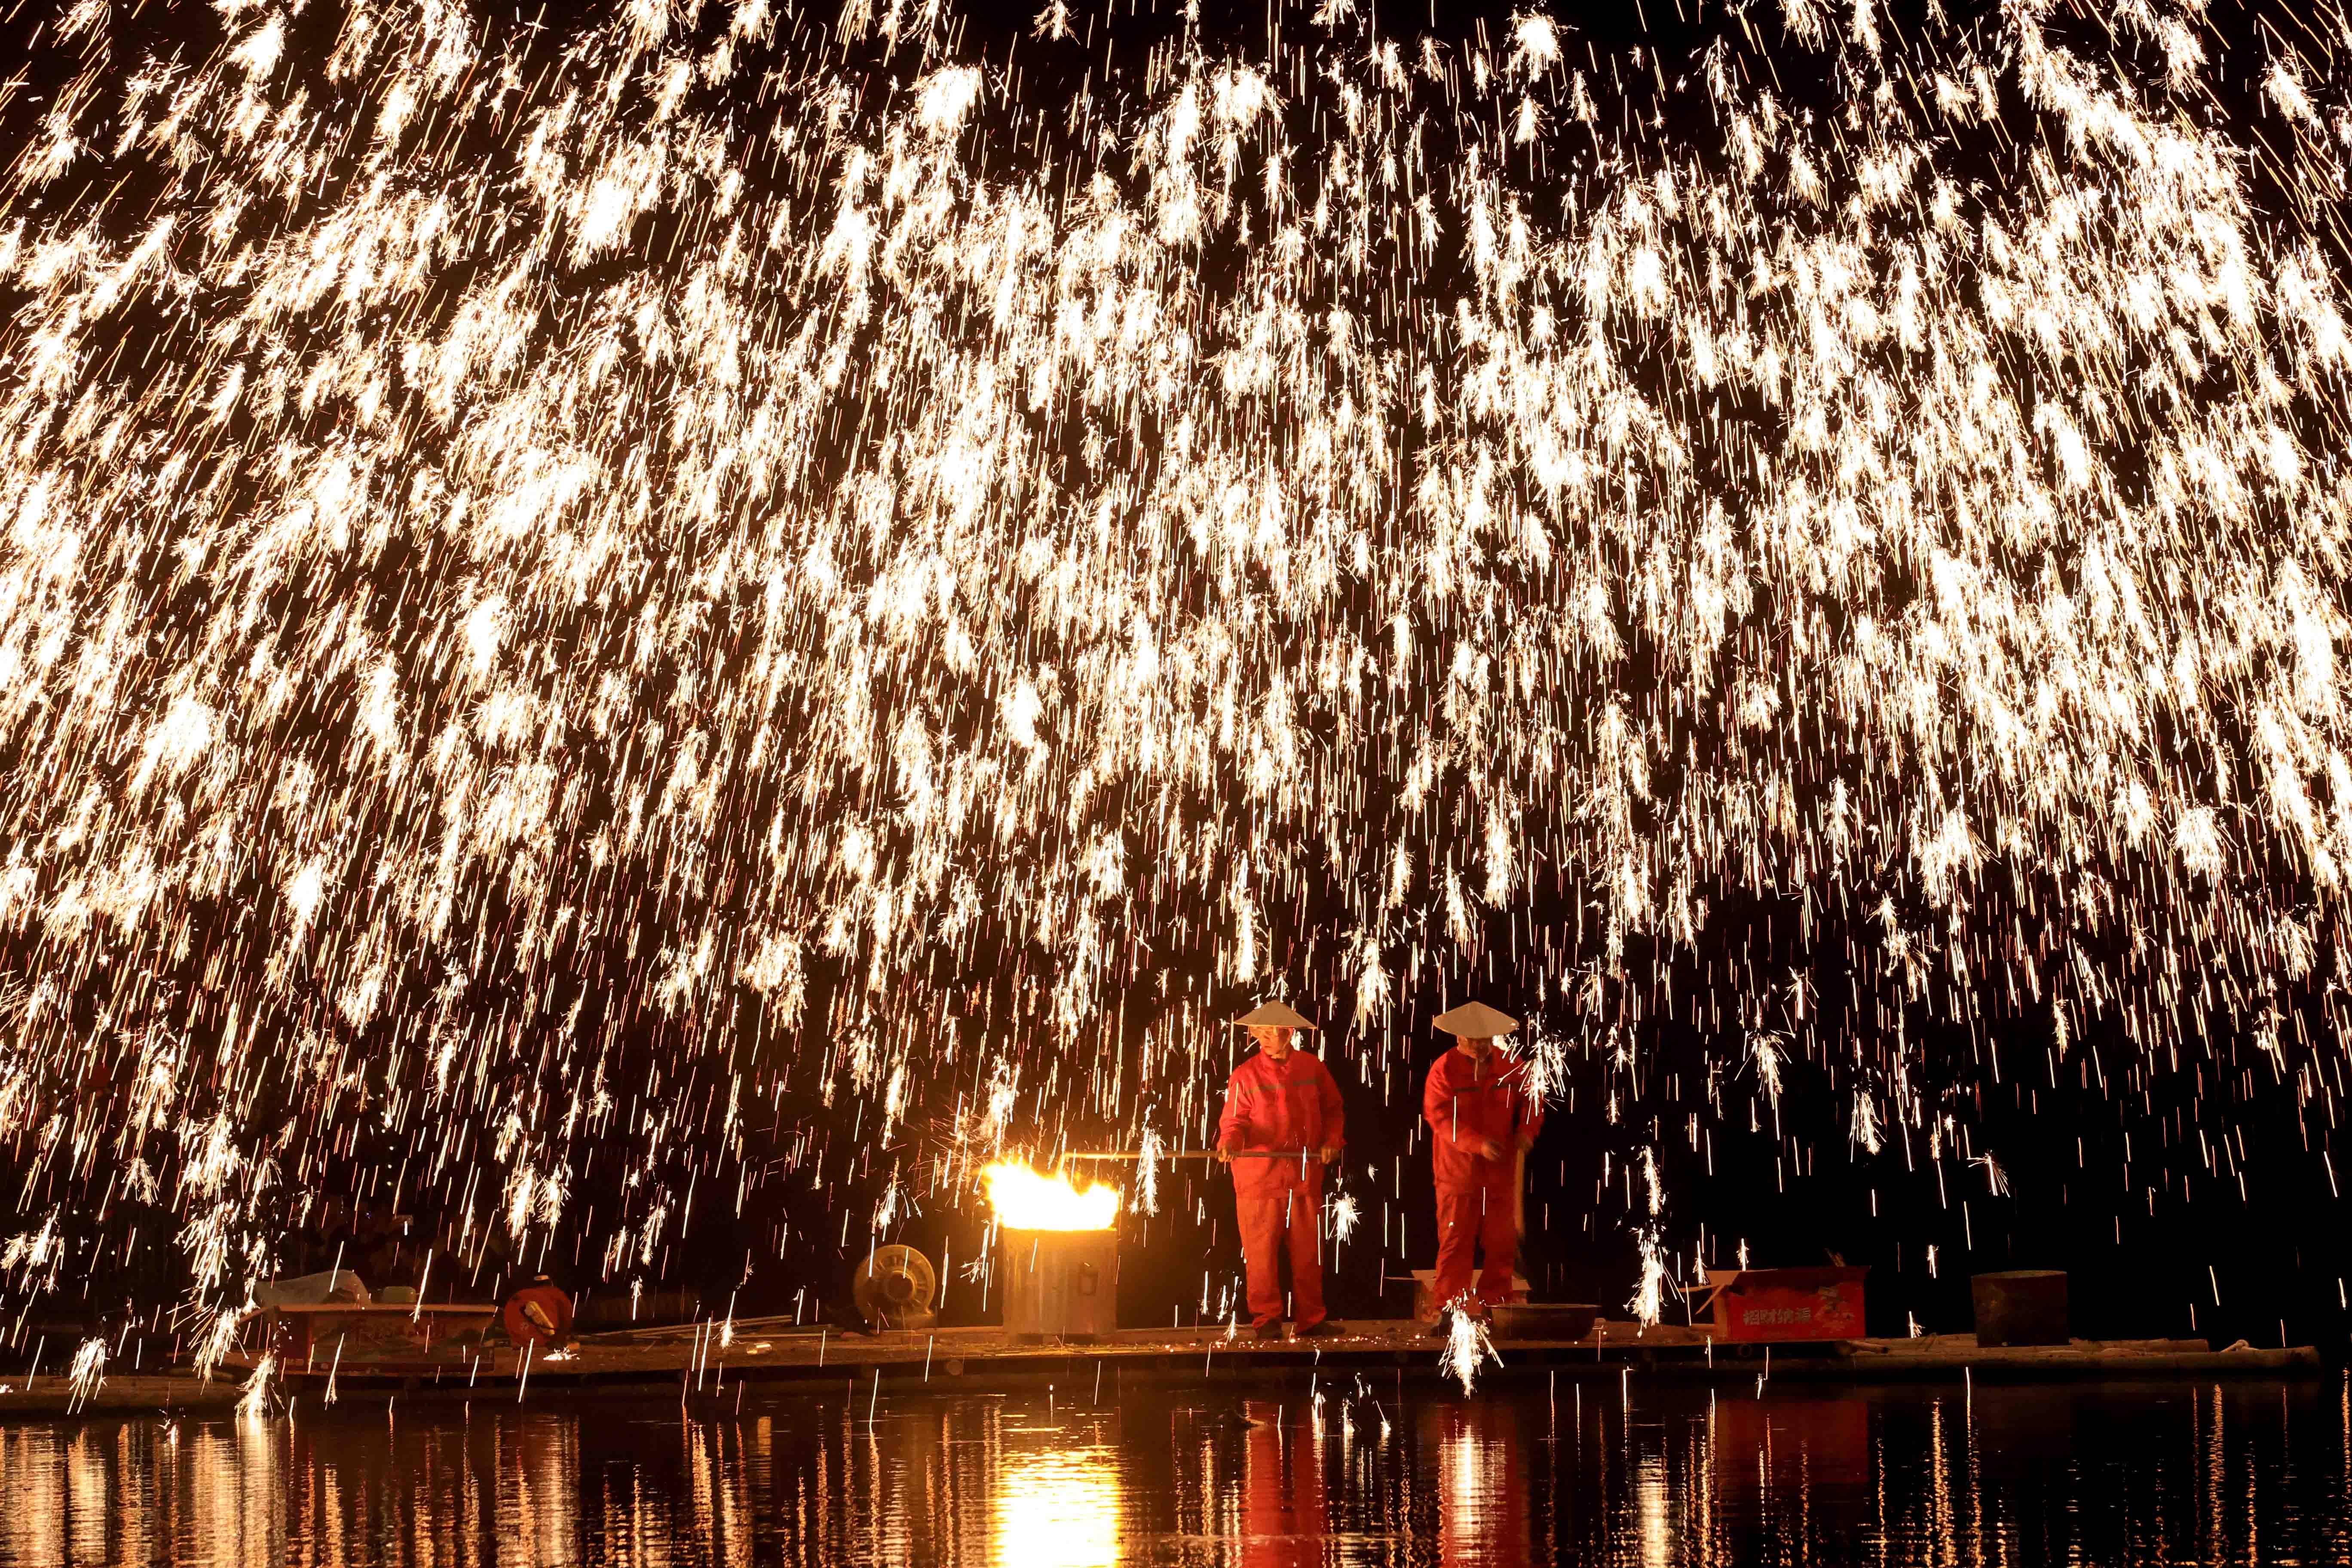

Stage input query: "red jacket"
[
  {"left": 1217, "top": 1050, "right": 1345, "bottom": 1197},
  {"left": 1423, "top": 1047, "right": 1543, "bottom": 1194}
]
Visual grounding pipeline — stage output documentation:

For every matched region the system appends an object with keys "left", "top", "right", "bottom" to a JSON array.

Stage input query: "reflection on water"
[
  {"left": 995, "top": 1451, "right": 1121, "bottom": 1568},
  {"left": 1431, "top": 1403, "right": 1526, "bottom": 1568},
  {"left": 1240, "top": 1400, "right": 1322, "bottom": 1568},
  {"left": 2, "top": 1377, "right": 2349, "bottom": 1565}
]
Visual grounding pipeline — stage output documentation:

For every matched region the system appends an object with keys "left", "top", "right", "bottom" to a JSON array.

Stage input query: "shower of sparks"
[
  {"left": 0, "top": 0, "right": 2346, "bottom": 1348},
  {"left": 1439, "top": 1305, "right": 1498, "bottom": 1394},
  {"left": 1850, "top": 1090, "right": 1883, "bottom": 1155},
  {"left": 235, "top": 1354, "right": 276, "bottom": 1420},
  {"left": 1629, "top": 1226, "right": 1669, "bottom": 1327},
  {"left": 1136, "top": 1125, "right": 1163, "bottom": 1216},
  {"left": 63, "top": 1335, "right": 105, "bottom": 1412}
]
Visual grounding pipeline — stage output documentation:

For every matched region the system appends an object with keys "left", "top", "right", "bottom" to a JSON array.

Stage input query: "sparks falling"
[{"left": 0, "top": 0, "right": 2348, "bottom": 1348}]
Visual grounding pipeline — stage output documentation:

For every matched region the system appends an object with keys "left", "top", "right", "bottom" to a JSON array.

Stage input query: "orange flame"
[{"left": 983, "top": 1162, "right": 1121, "bottom": 1231}]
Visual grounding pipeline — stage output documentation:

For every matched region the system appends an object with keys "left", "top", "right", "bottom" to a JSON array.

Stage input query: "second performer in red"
[{"left": 1422, "top": 1001, "right": 1542, "bottom": 1330}]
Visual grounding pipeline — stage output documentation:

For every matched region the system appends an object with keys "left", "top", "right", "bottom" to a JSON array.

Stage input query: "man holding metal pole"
[
  {"left": 1423, "top": 1001, "right": 1540, "bottom": 1333},
  {"left": 1217, "top": 1001, "right": 1346, "bottom": 1341}
]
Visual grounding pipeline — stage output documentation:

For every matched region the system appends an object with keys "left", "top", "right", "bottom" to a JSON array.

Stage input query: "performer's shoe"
[
  {"left": 1292, "top": 1320, "right": 1341, "bottom": 1339},
  {"left": 1254, "top": 1320, "right": 1286, "bottom": 1341}
]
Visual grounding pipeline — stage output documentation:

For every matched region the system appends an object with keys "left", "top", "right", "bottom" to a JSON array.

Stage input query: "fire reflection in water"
[
  {"left": 1430, "top": 1400, "right": 1531, "bottom": 1568},
  {"left": 0, "top": 1416, "right": 288, "bottom": 1566},
  {"left": 992, "top": 1449, "right": 1122, "bottom": 1568},
  {"left": 0, "top": 1383, "right": 2345, "bottom": 1566}
]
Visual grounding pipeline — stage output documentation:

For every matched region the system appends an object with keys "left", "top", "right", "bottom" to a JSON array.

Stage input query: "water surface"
[{"left": 2, "top": 1375, "right": 2346, "bottom": 1565}]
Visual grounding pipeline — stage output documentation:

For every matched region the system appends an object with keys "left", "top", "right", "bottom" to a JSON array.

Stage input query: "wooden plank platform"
[{"left": 0, "top": 1321, "right": 2323, "bottom": 1419}]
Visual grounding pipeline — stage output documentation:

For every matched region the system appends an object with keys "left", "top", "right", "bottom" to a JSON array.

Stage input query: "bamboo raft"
[{"left": 0, "top": 1321, "right": 2322, "bottom": 1419}]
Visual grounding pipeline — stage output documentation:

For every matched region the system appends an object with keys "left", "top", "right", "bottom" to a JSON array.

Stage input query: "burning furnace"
[{"left": 985, "top": 1163, "right": 1123, "bottom": 1342}]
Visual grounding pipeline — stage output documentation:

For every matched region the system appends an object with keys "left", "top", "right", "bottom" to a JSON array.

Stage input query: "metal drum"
[{"left": 1001, "top": 1228, "right": 1118, "bottom": 1341}]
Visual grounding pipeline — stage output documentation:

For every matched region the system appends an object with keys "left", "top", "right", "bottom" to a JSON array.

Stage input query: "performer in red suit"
[
  {"left": 1422, "top": 1001, "right": 1542, "bottom": 1330},
  {"left": 1217, "top": 1001, "right": 1347, "bottom": 1340}
]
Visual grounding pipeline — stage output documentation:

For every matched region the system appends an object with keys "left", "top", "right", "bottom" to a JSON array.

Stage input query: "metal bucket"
[{"left": 1001, "top": 1228, "right": 1118, "bottom": 1341}]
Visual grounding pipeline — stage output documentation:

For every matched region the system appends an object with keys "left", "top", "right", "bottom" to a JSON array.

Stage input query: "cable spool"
[
  {"left": 502, "top": 1275, "right": 575, "bottom": 1347},
  {"left": 851, "top": 1244, "right": 940, "bottom": 1331}
]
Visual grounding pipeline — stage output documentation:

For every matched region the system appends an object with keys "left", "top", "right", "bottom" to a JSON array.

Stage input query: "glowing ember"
[{"left": 984, "top": 1164, "right": 1121, "bottom": 1232}]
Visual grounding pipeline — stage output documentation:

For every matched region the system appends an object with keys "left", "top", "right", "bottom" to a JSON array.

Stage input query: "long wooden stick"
[{"left": 1060, "top": 1149, "right": 1313, "bottom": 1161}]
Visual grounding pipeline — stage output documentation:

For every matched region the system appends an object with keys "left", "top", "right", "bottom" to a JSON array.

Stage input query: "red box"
[{"left": 1704, "top": 1267, "right": 1868, "bottom": 1342}]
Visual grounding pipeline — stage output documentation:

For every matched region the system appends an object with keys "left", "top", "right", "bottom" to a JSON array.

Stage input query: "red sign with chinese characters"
[{"left": 1706, "top": 1267, "right": 1869, "bottom": 1342}]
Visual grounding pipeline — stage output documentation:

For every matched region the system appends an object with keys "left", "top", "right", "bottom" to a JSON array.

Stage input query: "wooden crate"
[{"left": 260, "top": 1303, "right": 499, "bottom": 1372}]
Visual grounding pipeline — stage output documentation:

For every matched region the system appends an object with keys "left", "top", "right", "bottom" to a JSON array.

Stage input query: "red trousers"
[
  {"left": 1237, "top": 1188, "right": 1326, "bottom": 1327},
  {"left": 1433, "top": 1186, "right": 1517, "bottom": 1314},
  {"left": 1241, "top": 1401, "right": 1326, "bottom": 1568}
]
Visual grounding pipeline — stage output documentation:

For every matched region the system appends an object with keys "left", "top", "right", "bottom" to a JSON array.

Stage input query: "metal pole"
[{"left": 1059, "top": 1149, "right": 1313, "bottom": 1161}]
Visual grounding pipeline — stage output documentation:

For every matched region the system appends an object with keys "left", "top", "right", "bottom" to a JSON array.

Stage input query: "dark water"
[{"left": 3, "top": 1375, "right": 2349, "bottom": 1565}]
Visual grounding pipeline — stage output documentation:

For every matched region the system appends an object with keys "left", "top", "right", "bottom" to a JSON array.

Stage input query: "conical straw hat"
[
  {"left": 1432, "top": 1001, "right": 1519, "bottom": 1037},
  {"left": 1234, "top": 1000, "right": 1315, "bottom": 1029}
]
